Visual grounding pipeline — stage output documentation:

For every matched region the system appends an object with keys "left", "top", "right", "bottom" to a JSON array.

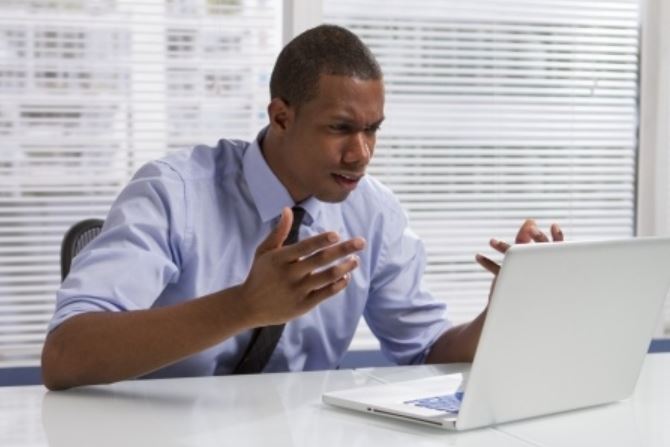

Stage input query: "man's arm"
[
  {"left": 42, "top": 287, "right": 251, "bottom": 390},
  {"left": 425, "top": 310, "right": 486, "bottom": 364},
  {"left": 425, "top": 219, "right": 563, "bottom": 364},
  {"left": 41, "top": 208, "right": 365, "bottom": 390}
]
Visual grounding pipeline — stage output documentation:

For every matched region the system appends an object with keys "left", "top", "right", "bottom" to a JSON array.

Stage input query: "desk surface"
[{"left": 2, "top": 355, "right": 669, "bottom": 447}]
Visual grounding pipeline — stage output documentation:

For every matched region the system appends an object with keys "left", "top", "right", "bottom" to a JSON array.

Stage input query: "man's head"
[
  {"left": 269, "top": 24, "right": 382, "bottom": 110},
  {"left": 264, "top": 25, "right": 385, "bottom": 204}
]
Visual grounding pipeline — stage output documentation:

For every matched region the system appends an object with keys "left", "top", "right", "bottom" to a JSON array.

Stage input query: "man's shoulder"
[{"left": 148, "top": 138, "right": 251, "bottom": 181}]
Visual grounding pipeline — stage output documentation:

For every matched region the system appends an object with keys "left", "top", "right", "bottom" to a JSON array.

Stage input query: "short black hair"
[{"left": 269, "top": 24, "right": 382, "bottom": 108}]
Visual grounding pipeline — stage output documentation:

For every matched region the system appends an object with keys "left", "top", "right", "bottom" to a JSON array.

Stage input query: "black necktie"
[{"left": 232, "top": 206, "right": 306, "bottom": 374}]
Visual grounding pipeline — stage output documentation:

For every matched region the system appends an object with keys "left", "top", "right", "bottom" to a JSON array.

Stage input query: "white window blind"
[
  {"left": 325, "top": 0, "right": 640, "bottom": 349},
  {"left": 0, "top": 0, "right": 281, "bottom": 368}
]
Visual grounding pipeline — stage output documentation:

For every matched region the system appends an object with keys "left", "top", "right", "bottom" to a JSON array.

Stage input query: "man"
[{"left": 41, "top": 24, "right": 562, "bottom": 390}]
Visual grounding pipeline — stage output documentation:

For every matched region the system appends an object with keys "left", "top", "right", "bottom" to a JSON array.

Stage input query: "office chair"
[{"left": 60, "top": 218, "right": 104, "bottom": 282}]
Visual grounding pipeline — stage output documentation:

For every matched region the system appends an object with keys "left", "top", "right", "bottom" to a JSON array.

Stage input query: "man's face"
[{"left": 275, "top": 74, "right": 385, "bottom": 203}]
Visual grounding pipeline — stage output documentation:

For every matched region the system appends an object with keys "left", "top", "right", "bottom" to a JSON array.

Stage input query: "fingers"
[
  {"left": 258, "top": 211, "right": 367, "bottom": 263},
  {"left": 551, "top": 223, "right": 564, "bottom": 242},
  {"left": 515, "top": 219, "right": 536, "bottom": 243},
  {"left": 519, "top": 221, "right": 564, "bottom": 243},
  {"left": 256, "top": 208, "right": 292, "bottom": 256},
  {"left": 532, "top": 229, "right": 549, "bottom": 243},
  {"left": 301, "top": 255, "right": 359, "bottom": 292},
  {"left": 476, "top": 254, "right": 500, "bottom": 275},
  {"left": 257, "top": 224, "right": 365, "bottom": 295},
  {"left": 276, "top": 232, "right": 341, "bottom": 262},
  {"left": 482, "top": 221, "right": 564, "bottom": 277},
  {"left": 292, "top": 237, "right": 365, "bottom": 276},
  {"left": 303, "top": 274, "right": 352, "bottom": 309},
  {"left": 516, "top": 219, "right": 549, "bottom": 243},
  {"left": 284, "top": 255, "right": 360, "bottom": 317},
  {"left": 490, "top": 238, "right": 510, "bottom": 254}
]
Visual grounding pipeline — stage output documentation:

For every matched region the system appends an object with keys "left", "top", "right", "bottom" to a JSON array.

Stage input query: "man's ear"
[{"left": 268, "top": 97, "right": 294, "bottom": 132}]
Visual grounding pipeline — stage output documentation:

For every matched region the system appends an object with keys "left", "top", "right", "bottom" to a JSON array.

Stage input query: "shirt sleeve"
[
  {"left": 364, "top": 204, "right": 450, "bottom": 365},
  {"left": 48, "top": 160, "right": 188, "bottom": 333}
]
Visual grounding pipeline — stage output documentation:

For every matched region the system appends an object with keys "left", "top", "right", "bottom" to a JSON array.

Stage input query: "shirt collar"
[{"left": 243, "top": 127, "right": 323, "bottom": 225}]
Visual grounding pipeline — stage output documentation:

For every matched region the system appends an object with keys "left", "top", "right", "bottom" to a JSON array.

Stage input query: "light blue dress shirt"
[{"left": 50, "top": 130, "right": 449, "bottom": 378}]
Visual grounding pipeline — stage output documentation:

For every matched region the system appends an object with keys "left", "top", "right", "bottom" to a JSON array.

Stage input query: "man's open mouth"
[{"left": 332, "top": 172, "right": 363, "bottom": 189}]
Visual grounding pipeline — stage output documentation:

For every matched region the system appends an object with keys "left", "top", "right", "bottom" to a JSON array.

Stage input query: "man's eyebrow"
[
  {"left": 369, "top": 117, "right": 385, "bottom": 127},
  {"left": 335, "top": 115, "right": 385, "bottom": 123},
  {"left": 328, "top": 115, "right": 355, "bottom": 123},
  {"left": 327, "top": 116, "right": 385, "bottom": 129}
]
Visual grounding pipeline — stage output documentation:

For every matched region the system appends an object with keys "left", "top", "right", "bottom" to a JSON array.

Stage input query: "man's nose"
[{"left": 343, "top": 132, "right": 372, "bottom": 165}]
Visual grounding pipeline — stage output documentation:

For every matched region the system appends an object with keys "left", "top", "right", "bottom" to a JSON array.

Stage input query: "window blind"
[
  {"left": 324, "top": 0, "right": 640, "bottom": 349},
  {"left": 0, "top": 0, "right": 281, "bottom": 368}
]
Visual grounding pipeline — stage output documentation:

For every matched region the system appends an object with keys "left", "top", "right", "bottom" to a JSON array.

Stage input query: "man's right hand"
[{"left": 239, "top": 207, "right": 365, "bottom": 327}]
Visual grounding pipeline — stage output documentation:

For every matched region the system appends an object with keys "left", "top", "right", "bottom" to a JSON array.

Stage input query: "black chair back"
[{"left": 60, "top": 219, "right": 104, "bottom": 282}]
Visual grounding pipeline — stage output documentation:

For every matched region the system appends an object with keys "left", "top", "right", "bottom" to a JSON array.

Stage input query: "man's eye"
[{"left": 330, "top": 124, "right": 350, "bottom": 132}]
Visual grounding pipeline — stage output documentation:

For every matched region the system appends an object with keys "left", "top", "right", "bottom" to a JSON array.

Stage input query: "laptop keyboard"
[{"left": 404, "top": 391, "right": 464, "bottom": 413}]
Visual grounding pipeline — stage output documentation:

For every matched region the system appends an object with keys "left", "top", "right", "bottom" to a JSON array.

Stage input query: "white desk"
[{"left": 1, "top": 354, "right": 668, "bottom": 447}]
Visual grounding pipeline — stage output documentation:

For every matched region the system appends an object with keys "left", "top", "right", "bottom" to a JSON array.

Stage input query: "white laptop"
[{"left": 323, "top": 237, "right": 670, "bottom": 430}]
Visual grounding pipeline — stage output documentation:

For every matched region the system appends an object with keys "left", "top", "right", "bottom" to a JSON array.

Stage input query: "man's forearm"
[
  {"left": 41, "top": 286, "right": 254, "bottom": 390},
  {"left": 425, "top": 308, "right": 487, "bottom": 364}
]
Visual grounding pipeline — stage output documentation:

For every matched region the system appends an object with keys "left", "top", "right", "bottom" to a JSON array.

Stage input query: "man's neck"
[{"left": 259, "top": 127, "right": 306, "bottom": 204}]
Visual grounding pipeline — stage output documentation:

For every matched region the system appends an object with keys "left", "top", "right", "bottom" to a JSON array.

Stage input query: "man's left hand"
[{"left": 475, "top": 219, "right": 564, "bottom": 292}]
